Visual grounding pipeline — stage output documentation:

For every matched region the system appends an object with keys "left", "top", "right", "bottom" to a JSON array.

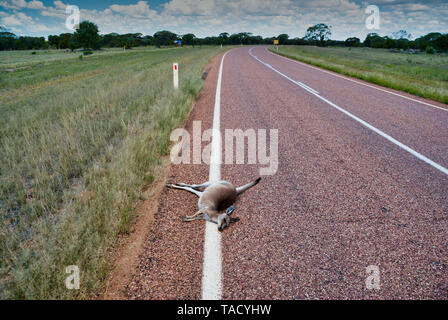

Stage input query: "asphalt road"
[{"left": 127, "top": 46, "right": 448, "bottom": 300}]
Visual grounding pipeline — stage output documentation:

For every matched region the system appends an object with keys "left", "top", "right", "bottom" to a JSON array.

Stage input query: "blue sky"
[{"left": 1, "top": 0, "right": 447, "bottom": 40}]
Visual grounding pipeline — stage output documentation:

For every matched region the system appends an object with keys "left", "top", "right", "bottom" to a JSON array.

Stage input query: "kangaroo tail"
[{"left": 236, "top": 177, "right": 261, "bottom": 195}]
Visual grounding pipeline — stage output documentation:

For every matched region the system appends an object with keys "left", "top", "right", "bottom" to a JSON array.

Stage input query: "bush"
[
  {"left": 31, "top": 51, "right": 36, "bottom": 55},
  {"left": 426, "top": 46, "right": 435, "bottom": 54},
  {"left": 83, "top": 50, "right": 93, "bottom": 56}
]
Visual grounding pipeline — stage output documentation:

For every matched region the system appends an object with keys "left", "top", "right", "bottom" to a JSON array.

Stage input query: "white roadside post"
[{"left": 173, "top": 63, "right": 179, "bottom": 89}]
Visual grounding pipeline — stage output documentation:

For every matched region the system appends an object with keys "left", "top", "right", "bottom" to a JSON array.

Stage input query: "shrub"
[
  {"left": 83, "top": 50, "right": 93, "bottom": 56},
  {"left": 31, "top": 51, "right": 36, "bottom": 55},
  {"left": 426, "top": 46, "right": 435, "bottom": 54}
]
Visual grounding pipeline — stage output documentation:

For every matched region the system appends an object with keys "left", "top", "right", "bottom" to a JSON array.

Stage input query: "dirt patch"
[{"left": 98, "top": 158, "right": 171, "bottom": 300}]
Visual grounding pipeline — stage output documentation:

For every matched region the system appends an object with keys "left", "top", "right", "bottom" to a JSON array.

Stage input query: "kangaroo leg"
[
  {"left": 185, "top": 210, "right": 203, "bottom": 219},
  {"left": 166, "top": 184, "right": 203, "bottom": 197},
  {"left": 182, "top": 214, "right": 205, "bottom": 222},
  {"left": 174, "top": 181, "right": 211, "bottom": 190},
  {"left": 236, "top": 177, "right": 261, "bottom": 195}
]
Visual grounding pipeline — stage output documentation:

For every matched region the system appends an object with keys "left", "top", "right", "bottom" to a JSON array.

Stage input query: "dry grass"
[{"left": 0, "top": 46, "right": 226, "bottom": 299}]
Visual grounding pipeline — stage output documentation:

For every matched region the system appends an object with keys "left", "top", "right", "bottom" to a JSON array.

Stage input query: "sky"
[{"left": 0, "top": 0, "right": 447, "bottom": 40}]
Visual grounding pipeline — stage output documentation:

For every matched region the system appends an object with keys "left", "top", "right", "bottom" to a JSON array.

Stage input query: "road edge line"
[{"left": 201, "top": 50, "right": 230, "bottom": 300}]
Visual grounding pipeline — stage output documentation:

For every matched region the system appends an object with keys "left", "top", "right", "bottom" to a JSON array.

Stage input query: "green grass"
[
  {"left": 0, "top": 46, "right": 226, "bottom": 299},
  {"left": 0, "top": 47, "right": 158, "bottom": 69},
  {"left": 270, "top": 46, "right": 448, "bottom": 104}
]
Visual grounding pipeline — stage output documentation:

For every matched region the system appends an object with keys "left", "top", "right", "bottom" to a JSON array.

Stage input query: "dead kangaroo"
[{"left": 166, "top": 178, "right": 261, "bottom": 231}]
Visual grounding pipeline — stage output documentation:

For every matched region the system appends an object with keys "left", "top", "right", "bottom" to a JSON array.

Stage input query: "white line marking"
[
  {"left": 202, "top": 50, "right": 230, "bottom": 300},
  {"left": 297, "top": 81, "right": 319, "bottom": 95},
  {"left": 249, "top": 49, "right": 320, "bottom": 96},
  {"left": 265, "top": 47, "right": 448, "bottom": 113},
  {"left": 249, "top": 48, "right": 448, "bottom": 177}
]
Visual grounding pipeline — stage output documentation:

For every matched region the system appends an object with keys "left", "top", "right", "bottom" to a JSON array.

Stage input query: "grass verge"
[
  {"left": 270, "top": 45, "right": 448, "bottom": 104},
  {"left": 0, "top": 46, "right": 227, "bottom": 299}
]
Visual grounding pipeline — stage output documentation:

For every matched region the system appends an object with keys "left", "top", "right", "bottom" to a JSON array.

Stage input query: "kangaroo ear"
[{"left": 226, "top": 205, "right": 235, "bottom": 215}]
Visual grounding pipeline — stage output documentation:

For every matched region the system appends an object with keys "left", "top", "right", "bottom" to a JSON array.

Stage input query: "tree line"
[{"left": 1, "top": 22, "right": 447, "bottom": 53}]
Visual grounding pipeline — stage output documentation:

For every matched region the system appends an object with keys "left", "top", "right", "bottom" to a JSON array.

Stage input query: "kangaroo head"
[{"left": 217, "top": 213, "right": 230, "bottom": 232}]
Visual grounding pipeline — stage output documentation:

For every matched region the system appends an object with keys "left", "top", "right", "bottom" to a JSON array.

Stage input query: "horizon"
[{"left": 0, "top": 0, "right": 447, "bottom": 41}]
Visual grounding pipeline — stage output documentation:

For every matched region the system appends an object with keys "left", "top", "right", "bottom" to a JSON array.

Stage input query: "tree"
[
  {"left": 58, "top": 33, "right": 74, "bottom": 49},
  {"left": 229, "top": 33, "right": 243, "bottom": 45},
  {"left": 240, "top": 32, "right": 252, "bottom": 45},
  {"left": 413, "top": 32, "right": 448, "bottom": 52},
  {"left": 395, "top": 38, "right": 411, "bottom": 50},
  {"left": 0, "top": 25, "right": 15, "bottom": 38},
  {"left": 426, "top": 46, "right": 435, "bottom": 54},
  {"left": 248, "top": 35, "right": 263, "bottom": 44},
  {"left": 277, "top": 34, "right": 289, "bottom": 45},
  {"left": 48, "top": 35, "right": 60, "bottom": 48},
  {"left": 182, "top": 33, "right": 197, "bottom": 46},
  {"left": 383, "top": 37, "right": 396, "bottom": 49},
  {"left": 142, "top": 35, "right": 154, "bottom": 46},
  {"left": 153, "top": 30, "right": 178, "bottom": 47},
  {"left": 434, "top": 34, "right": 448, "bottom": 51},
  {"left": 363, "top": 33, "right": 385, "bottom": 48},
  {"left": 304, "top": 23, "right": 331, "bottom": 46},
  {"left": 291, "top": 37, "right": 308, "bottom": 45},
  {"left": 74, "top": 21, "right": 101, "bottom": 50},
  {"left": 218, "top": 32, "right": 229, "bottom": 45},
  {"left": 69, "top": 40, "right": 77, "bottom": 52},
  {"left": 0, "top": 35, "right": 15, "bottom": 50},
  {"left": 415, "top": 32, "right": 442, "bottom": 51},
  {"left": 345, "top": 37, "right": 360, "bottom": 47}
]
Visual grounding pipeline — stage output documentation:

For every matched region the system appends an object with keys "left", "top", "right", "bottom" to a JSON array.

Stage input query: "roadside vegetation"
[
  {"left": 0, "top": 45, "right": 226, "bottom": 299},
  {"left": 270, "top": 45, "right": 448, "bottom": 104}
]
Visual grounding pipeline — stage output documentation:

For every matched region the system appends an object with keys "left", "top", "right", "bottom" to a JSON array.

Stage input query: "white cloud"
[
  {"left": 53, "top": 1, "right": 67, "bottom": 10},
  {"left": 0, "top": 0, "right": 45, "bottom": 10},
  {"left": 163, "top": 0, "right": 300, "bottom": 16},
  {"left": 0, "top": 0, "right": 26, "bottom": 10},
  {"left": 109, "top": 1, "right": 157, "bottom": 18},
  {"left": 1, "top": 0, "right": 447, "bottom": 40},
  {"left": 163, "top": 0, "right": 215, "bottom": 16},
  {"left": 1, "top": 10, "right": 53, "bottom": 33},
  {"left": 2, "top": 14, "right": 22, "bottom": 26},
  {"left": 27, "top": 0, "right": 44, "bottom": 9}
]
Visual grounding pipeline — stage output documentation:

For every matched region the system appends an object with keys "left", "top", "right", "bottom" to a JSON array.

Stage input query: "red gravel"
[{"left": 127, "top": 47, "right": 448, "bottom": 300}]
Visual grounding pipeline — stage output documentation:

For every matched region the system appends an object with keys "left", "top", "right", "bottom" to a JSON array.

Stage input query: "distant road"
[{"left": 128, "top": 46, "right": 448, "bottom": 300}]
